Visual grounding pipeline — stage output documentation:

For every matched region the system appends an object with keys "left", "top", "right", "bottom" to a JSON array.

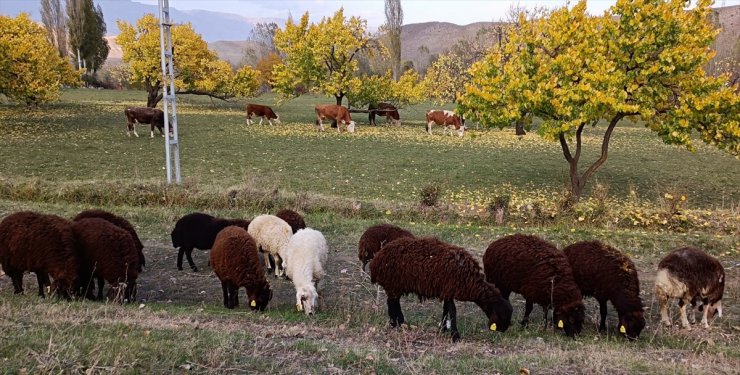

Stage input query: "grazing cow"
[
  {"left": 368, "top": 102, "right": 401, "bottom": 126},
  {"left": 426, "top": 110, "right": 465, "bottom": 137},
  {"left": 315, "top": 104, "right": 355, "bottom": 133},
  {"left": 124, "top": 107, "right": 173, "bottom": 138},
  {"left": 246, "top": 103, "right": 280, "bottom": 126}
]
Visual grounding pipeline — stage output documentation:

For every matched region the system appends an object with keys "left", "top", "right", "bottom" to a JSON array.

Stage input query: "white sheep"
[
  {"left": 247, "top": 215, "right": 293, "bottom": 277},
  {"left": 279, "top": 228, "right": 328, "bottom": 315}
]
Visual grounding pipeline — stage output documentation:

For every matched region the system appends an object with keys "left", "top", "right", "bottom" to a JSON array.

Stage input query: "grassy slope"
[{"left": 0, "top": 89, "right": 738, "bottom": 374}]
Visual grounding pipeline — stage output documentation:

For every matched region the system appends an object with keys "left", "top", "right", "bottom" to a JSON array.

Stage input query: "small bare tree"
[
  {"left": 384, "top": 0, "right": 403, "bottom": 81},
  {"left": 40, "top": 0, "right": 67, "bottom": 58}
]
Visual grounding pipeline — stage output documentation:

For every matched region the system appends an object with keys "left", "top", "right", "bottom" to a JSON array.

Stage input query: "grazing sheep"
[
  {"left": 563, "top": 240, "right": 646, "bottom": 340},
  {"left": 0, "top": 211, "right": 80, "bottom": 299},
  {"left": 357, "top": 224, "right": 414, "bottom": 271},
  {"left": 247, "top": 215, "right": 292, "bottom": 277},
  {"left": 655, "top": 247, "right": 725, "bottom": 329},
  {"left": 279, "top": 228, "right": 328, "bottom": 315},
  {"left": 73, "top": 209, "right": 145, "bottom": 271},
  {"left": 370, "top": 236, "right": 513, "bottom": 342},
  {"left": 209, "top": 226, "right": 272, "bottom": 311},
  {"left": 276, "top": 209, "right": 306, "bottom": 234},
  {"left": 73, "top": 218, "right": 139, "bottom": 302},
  {"left": 170, "top": 212, "right": 251, "bottom": 272},
  {"left": 483, "top": 234, "right": 585, "bottom": 337}
]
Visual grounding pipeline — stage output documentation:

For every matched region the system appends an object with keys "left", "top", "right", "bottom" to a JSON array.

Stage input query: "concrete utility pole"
[{"left": 158, "top": 0, "right": 181, "bottom": 184}]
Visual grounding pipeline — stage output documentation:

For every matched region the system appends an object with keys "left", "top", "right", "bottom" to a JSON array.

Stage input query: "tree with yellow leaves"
[
  {"left": 461, "top": 0, "right": 739, "bottom": 201},
  {"left": 117, "top": 14, "right": 259, "bottom": 107},
  {"left": 0, "top": 14, "right": 80, "bottom": 106},
  {"left": 272, "top": 9, "right": 381, "bottom": 105},
  {"left": 347, "top": 69, "right": 426, "bottom": 109}
]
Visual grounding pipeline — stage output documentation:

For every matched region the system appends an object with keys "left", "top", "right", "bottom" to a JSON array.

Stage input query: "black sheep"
[
  {"left": 357, "top": 223, "right": 414, "bottom": 271},
  {"left": 73, "top": 208, "right": 145, "bottom": 271},
  {"left": 170, "top": 212, "right": 251, "bottom": 271}
]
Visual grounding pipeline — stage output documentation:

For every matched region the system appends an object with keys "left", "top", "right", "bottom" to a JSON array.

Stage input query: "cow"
[
  {"left": 124, "top": 107, "right": 173, "bottom": 138},
  {"left": 246, "top": 103, "right": 280, "bottom": 126},
  {"left": 315, "top": 104, "right": 356, "bottom": 133},
  {"left": 368, "top": 102, "right": 401, "bottom": 126},
  {"left": 425, "top": 110, "right": 465, "bottom": 137}
]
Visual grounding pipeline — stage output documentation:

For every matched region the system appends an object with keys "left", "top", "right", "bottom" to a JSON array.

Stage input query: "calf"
[
  {"left": 315, "top": 104, "right": 356, "bottom": 133},
  {"left": 368, "top": 102, "right": 401, "bottom": 126},
  {"left": 124, "top": 107, "right": 172, "bottom": 138},
  {"left": 246, "top": 103, "right": 280, "bottom": 126},
  {"left": 426, "top": 110, "right": 465, "bottom": 137},
  {"left": 655, "top": 247, "right": 725, "bottom": 329}
]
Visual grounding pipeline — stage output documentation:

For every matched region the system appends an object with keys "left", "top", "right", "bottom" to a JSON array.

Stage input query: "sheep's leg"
[
  {"left": 542, "top": 305, "right": 550, "bottom": 329},
  {"left": 7, "top": 270, "right": 24, "bottom": 294},
  {"left": 439, "top": 299, "right": 451, "bottom": 332},
  {"left": 678, "top": 296, "right": 691, "bottom": 328},
  {"left": 267, "top": 253, "right": 276, "bottom": 273},
  {"left": 387, "top": 297, "right": 404, "bottom": 327},
  {"left": 177, "top": 247, "right": 186, "bottom": 271},
  {"left": 221, "top": 280, "right": 231, "bottom": 308},
  {"left": 36, "top": 272, "right": 50, "bottom": 298},
  {"left": 448, "top": 300, "right": 460, "bottom": 342},
  {"left": 185, "top": 247, "right": 198, "bottom": 272},
  {"left": 521, "top": 300, "right": 534, "bottom": 327},
  {"left": 230, "top": 283, "right": 239, "bottom": 308},
  {"left": 598, "top": 299, "right": 608, "bottom": 332},
  {"left": 97, "top": 277, "right": 105, "bottom": 300},
  {"left": 274, "top": 254, "right": 285, "bottom": 278},
  {"left": 657, "top": 291, "right": 672, "bottom": 327}
]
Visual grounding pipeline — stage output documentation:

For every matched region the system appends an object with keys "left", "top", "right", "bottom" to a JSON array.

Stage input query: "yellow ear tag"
[
  {"left": 250, "top": 300, "right": 256, "bottom": 307},
  {"left": 557, "top": 320, "right": 564, "bottom": 328},
  {"left": 489, "top": 323, "right": 497, "bottom": 331},
  {"left": 296, "top": 303, "right": 303, "bottom": 311},
  {"left": 619, "top": 325, "right": 626, "bottom": 334}
]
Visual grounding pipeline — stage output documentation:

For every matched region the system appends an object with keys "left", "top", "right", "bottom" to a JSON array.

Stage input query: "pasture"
[{"left": 0, "top": 88, "right": 738, "bottom": 374}]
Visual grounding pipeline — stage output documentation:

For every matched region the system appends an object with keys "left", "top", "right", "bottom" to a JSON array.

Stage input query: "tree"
[
  {"left": 117, "top": 14, "right": 260, "bottom": 107},
  {"left": 461, "top": 0, "right": 739, "bottom": 202},
  {"left": 243, "top": 22, "right": 279, "bottom": 66},
  {"left": 0, "top": 14, "right": 80, "bottom": 105},
  {"left": 424, "top": 52, "right": 469, "bottom": 104},
  {"left": 40, "top": 0, "right": 67, "bottom": 58},
  {"left": 66, "top": 0, "right": 108, "bottom": 73},
  {"left": 384, "top": 0, "right": 403, "bottom": 81},
  {"left": 272, "top": 9, "right": 381, "bottom": 105},
  {"left": 255, "top": 52, "right": 282, "bottom": 88},
  {"left": 346, "top": 69, "right": 426, "bottom": 109}
]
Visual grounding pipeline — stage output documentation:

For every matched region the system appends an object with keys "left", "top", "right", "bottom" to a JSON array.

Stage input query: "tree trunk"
[
  {"left": 515, "top": 120, "right": 526, "bottom": 136},
  {"left": 145, "top": 78, "right": 163, "bottom": 108},
  {"left": 335, "top": 94, "right": 344, "bottom": 106},
  {"left": 558, "top": 115, "right": 624, "bottom": 203}
]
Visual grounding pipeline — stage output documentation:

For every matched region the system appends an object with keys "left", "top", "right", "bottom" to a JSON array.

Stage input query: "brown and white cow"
[
  {"left": 426, "top": 110, "right": 465, "bottom": 137},
  {"left": 246, "top": 103, "right": 280, "bottom": 126},
  {"left": 124, "top": 107, "right": 173, "bottom": 138},
  {"left": 315, "top": 104, "right": 355, "bottom": 133},
  {"left": 368, "top": 102, "right": 401, "bottom": 126}
]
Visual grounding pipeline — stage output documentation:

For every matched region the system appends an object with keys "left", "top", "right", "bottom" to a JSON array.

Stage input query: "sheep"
[
  {"left": 73, "top": 209, "right": 145, "bottom": 271},
  {"left": 170, "top": 212, "right": 251, "bottom": 272},
  {"left": 276, "top": 209, "right": 306, "bottom": 234},
  {"left": 0, "top": 211, "right": 80, "bottom": 299},
  {"left": 279, "top": 228, "right": 328, "bottom": 315},
  {"left": 209, "top": 226, "right": 272, "bottom": 311},
  {"left": 655, "top": 246, "right": 725, "bottom": 329},
  {"left": 247, "top": 215, "right": 292, "bottom": 277},
  {"left": 357, "top": 223, "right": 414, "bottom": 271},
  {"left": 72, "top": 218, "right": 140, "bottom": 302},
  {"left": 563, "top": 240, "right": 646, "bottom": 340},
  {"left": 370, "top": 236, "right": 513, "bottom": 342},
  {"left": 483, "top": 234, "right": 585, "bottom": 337}
]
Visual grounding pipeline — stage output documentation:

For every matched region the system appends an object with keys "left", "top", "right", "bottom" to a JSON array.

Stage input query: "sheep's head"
[
  {"left": 296, "top": 285, "right": 318, "bottom": 315},
  {"left": 619, "top": 310, "right": 646, "bottom": 341},
  {"left": 483, "top": 284, "right": 513, "bottom": 333},
  {"left": 249, "top": 285, "right": 272, "bottom": 311},
  {"left": 553, "top": 301, "right": 585, "bottom": 338}
]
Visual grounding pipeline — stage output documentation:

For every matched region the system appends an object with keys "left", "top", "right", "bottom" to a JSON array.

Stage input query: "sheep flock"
[{"left": 0, "top": 208, "right": 728, "bottom": 343}]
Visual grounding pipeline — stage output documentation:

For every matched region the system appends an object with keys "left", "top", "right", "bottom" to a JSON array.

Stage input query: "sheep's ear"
[
  {"left": 557, "top": 320, "right": 564, "bottom": 328},
  {"left": 250, "top": 300, "right": 256, "bottom": 307},
  {"left": 619, "top": 325, "right": 626, "bottom": 334}
]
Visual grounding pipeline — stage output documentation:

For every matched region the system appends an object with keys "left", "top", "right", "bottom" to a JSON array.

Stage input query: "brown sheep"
[
  {"left": 73, "top": 218, "right": 139, "bottom": 303},
  {"left": 210, "top": 226, "right": 272, "bottom": 311},
  {"left": 563, "top": 240, "right": 645, "bottom": 340},
  {"left": 171, "top": 212, "right": 251, "bottom": 272},
  {"left": 483, "top": 234, "right": 585, "bottom": 337},
  {"left": 357, "top": 223, "right": 414, "bottom": 271},
  {"left": 275, "top": 209, "right": 306, "bottom": 234},
  {"left": 73, "top": 209, "right": 145, "bottom": 271},
  {"left": 0, "top": 211, "right": 80, "bottom": 299},
  {"left": 655, "top": 247, "right": 725, "bottom": 329},
  {"left": 370, "top": 236, "right": 513, "bottom": 342}
]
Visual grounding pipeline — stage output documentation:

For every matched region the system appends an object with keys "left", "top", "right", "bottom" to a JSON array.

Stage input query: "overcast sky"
[{"left": 134, "top": 0, "right": 621, "bottom": 28}]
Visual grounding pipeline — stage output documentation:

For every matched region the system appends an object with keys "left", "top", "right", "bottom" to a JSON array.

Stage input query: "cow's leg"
[
  {"left": 150, "top": 123, "right": 155, "bottom": 138},
  {"left": 318, "top": 119, "right": 325, "bottom": 132},
  {"left": 246, "top": 114, "right": 252, "bottom": 126},
  {"left": 258, "top": 117, "right": 264, "bottom": 126},
  {"left": 132, "top": 122, "right": 139, "bottom": 137},
  {"left": 268, "top": 119, "right": 274, "bottom": 126},
  {"left": 427, "top": 121, "right": 434, "bottom": 135},
  {"left": 337, "top": 120, "right": 343, "bottom": 133}
]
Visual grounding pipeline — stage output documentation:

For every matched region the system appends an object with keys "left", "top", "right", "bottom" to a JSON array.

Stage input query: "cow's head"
[
  {"left": 347, "top": 121, "right": 356, "bottom": 134},
  {"left": 273, "top": 113, "right": 281, "bottom": 124}
]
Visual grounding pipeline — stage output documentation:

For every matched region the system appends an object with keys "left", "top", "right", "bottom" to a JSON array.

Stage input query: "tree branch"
[{"left": 580, "top": 114, "right": 623, "bottom": 185}]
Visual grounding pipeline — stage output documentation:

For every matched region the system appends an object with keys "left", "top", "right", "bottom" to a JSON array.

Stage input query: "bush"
[{"left": 419, "top": 184, "right": 440, "bottom": 207}]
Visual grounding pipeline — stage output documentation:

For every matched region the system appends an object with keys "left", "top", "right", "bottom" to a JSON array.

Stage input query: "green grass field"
[{"left": 0, "top": 89, "right": 738, "bottom": 374}]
